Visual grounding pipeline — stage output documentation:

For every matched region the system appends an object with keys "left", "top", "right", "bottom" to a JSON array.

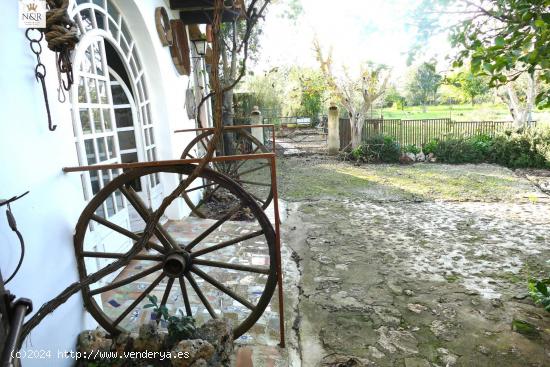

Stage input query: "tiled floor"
[{"left": 97, "top": 215, "right": 283, "bottom": 347}]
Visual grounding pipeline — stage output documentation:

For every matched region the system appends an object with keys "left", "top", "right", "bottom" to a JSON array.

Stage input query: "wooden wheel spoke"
[
  {"left": 185, "top": 204, "right": 244, "bottom": 251},
  {"left": 185, "top": 182, "right": 217, "bottom": 194},
  {"left": 112, "top": 272, "right": 165, "bottom": 327},
  {"left": 178, "top": 276, "right": 192, "bottom": 317},
  {"left": 193, "top": 259, "right": 270, "bottom": 275},
  {"left": 191, "top": 266, "right": 255, "bottom": 310},
  {"left": 191, "top": 230, "right": 264, "bottom": 257},
  {"left": 237, "top": 163, "right": 271, "bottom": 177},
  {"left": 91, "top": 214, "right": 165, "bottom": 254},
  {"left": 186, "top": 153, "right": 196, "bottom": 159},
  {"left": 193, "top": 184, "right": 221, "bottom": 211},
  {"left": 185, "top": 273, "right": 217, "bottom": 319},
  {"left": 120, "top": 186, "right": 178, "bottom": 251},
  {"left": 90, "top": 263, "right": 163, "bottom": 296},
  {"left": 82, "top": 251, "right": 163, "bottom": 261},
  {"left": 229, "top": 146, "right": 261, "bottom": 176},
  {"left": 157, "top": 278, "right": 174, "bottom": 322}
]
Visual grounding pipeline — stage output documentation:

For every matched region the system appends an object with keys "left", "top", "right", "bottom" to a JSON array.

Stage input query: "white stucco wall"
[{"left": 0, "top": 1, "right": 200, "bottom": 365}]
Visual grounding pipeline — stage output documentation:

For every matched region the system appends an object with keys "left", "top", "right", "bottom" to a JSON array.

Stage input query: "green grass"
[{"left": 370, "top": 103, "right": 550, "bottom": 123}]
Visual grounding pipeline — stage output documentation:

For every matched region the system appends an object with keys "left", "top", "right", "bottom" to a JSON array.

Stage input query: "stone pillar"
[
  {"left": 250, "top": 106, "right": 263, "bottom": 147},
  {"left": 327, "top": 103, "right": 339, "bottom": 155}
]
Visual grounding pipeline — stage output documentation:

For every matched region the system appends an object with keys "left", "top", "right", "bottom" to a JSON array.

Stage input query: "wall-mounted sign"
[
  {"left": 154, "top": 7, "right": 172, "bottom": 46},
  {"left": 169, "top": 19, "right": 191, "bottom": 76},
  {"left": 18, "top": 0, "right": 46, "bottom": 28}
]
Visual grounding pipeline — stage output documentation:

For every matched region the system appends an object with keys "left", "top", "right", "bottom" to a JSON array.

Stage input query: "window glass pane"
[
  {"left": 132, "top": 47, "right": 141, "bottom": 72},
  {"left": 115, "top": 190, "right": 124, "bottom": 210},
  {"left": 140, "top": 106, "right": 148, "bottom": 125},
  {"left": 145, "top": 128, "right": 150, "bottom": 146},
  {"left": 118, "top": 131, "right": 136, "bottom": 150},
  {"left": 111, "top": 84, "right": 127, "bottom": 104},
  {"left": 80, "top": 8, "right": 93, "bottom": 31},
  {"left": 120, "top": 37, "right": 129, "bottom": 58},
  {"left": 93, "top": 42, "right": 105, "bottom": 76},
  {"left": 149, "top": 127, "right": 155, "bottom": 144},
  {"left": 141, "top": 76, "right": 148, "bottom": 100},
  {"left": 121, "top": 152, "right": 138, "bottom": 163},
  {"left": 94, "top": 9, "right": 105, "bottom": 29},
  {"left": 108, "top": 18, "right": 118, "bottom": 39},
  {"left": 97, "top": 138, "right": 107, "bottom": 161},
  {"left": 92, "top": 108, "right": 102, "bottom": 132},
  {"left": 155, "top": 173, "right": 160, "bottom": 186},
  {"left": 80, "top": 109, "right": 91, "bottom": 134},
  {"left": 89, "top": 170, "right": 100, "bottom": 195},
  {"left": 78, "top": 77, "right": 87, "bottom": 102},
  {"left": 146, "top": 104, "right": 152, "bottom": 125},
  {"left": 121, "top": 20, "right": 131, "bottom": 44},
  {"left": 95, "top": 203, "right": 105, "bottom": 219},
  {"left": 98, "top": 80, "right": 107, "bottom": 104},
  {"left": 84, "top": 139, "right": 96, "bottom": 164},
  {"left": 106, "top": 136, "right": 116, "bottom": 158},
  {"left": 106, "top": 194, "right": 116, "bottom": 217},
  {"left": 82, "top": 46, "right": 93, "bottom": 73},
  {"left": 92, "top": 0, "right": 105, "bottom": 9},
  {"left": 88, "top": 78, "right": 98, "bottom": 103},
  {"left": 103, "top": 109, "right": 112, "bottom": 131},
  {"left": 107, "top": 1, "right": 119, "bottom": 22},
  {"left": 114, "top": 108, "right": 133, "bottom": 128},
  {"left": 129, "top": 57, "right": 138, "bottom": 78}
]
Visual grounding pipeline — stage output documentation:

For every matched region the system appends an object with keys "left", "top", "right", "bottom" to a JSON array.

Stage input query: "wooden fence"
[{"left": 339, "top": 118, "right": 516, "bottom": 150}]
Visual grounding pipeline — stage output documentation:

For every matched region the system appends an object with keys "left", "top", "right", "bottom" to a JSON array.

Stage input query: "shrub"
[
  {"left": 403, "top": 144, "right": 421, "bottom": 155},
  {"left": 423, "top": 139, "right": 439, "bottom": 155},
  {"left": 348, "top": 134, "right": 400, "bottom": 163},
  {"left": 432, "top": 137, "right": 487, "bottom": 164},
  {"left": 489, "top": 128, "right": 550, "bottom": 168}
]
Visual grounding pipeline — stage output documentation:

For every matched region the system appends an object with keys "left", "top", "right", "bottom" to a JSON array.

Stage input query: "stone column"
[
  {"left": 327, "top": 103, "right": 339, "bottom": 155},
  {"left": 250, "top": 106, "right": 263, "bottom": 147}
]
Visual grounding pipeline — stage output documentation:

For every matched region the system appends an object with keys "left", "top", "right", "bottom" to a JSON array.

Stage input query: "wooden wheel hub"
[{"left": 163, "top": 252, "right": 188, "bottom": 278}]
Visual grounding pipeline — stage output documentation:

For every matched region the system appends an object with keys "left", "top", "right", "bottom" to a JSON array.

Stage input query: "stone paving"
[{"left": 278, "top": 156, "right": 550, "bottom": 367}]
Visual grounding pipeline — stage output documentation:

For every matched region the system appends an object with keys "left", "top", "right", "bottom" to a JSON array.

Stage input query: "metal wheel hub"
[{"left": 163, "top": 252, "right": 188, "bottom": 278}]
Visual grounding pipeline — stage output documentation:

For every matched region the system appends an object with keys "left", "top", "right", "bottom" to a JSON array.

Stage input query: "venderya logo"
[{"left": 18, "top": 0, "right": 46, "bottom": 28}]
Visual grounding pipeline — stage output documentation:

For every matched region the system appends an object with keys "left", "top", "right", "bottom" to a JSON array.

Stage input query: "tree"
[
  {"left": 384, "top": 85, "right": 406, "bottom": 110},
  {"left": 295, "top": 68, "right": 327, "bottom": 120},
  {"left": 406, "top": 62, "right": 442, "bottom": 111},
  {"left": 413, "top": 0, "right": 550, "bottom": 125},
  {"left": 447, "top": 69, "right": 489, "bottom": 105},
  {"left": 216, "top": 1, "right": 271, "bottom": 154},
  {"left": 314, "top": 40, "right": 391, "bottom": 148}
]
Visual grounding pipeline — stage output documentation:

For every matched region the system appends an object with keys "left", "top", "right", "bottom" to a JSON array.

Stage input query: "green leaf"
[
  {"left": 534, "top": 19, "right": 545, "bottom": 28},
  {"left": 536, "top": 281, "right": 549, "bottom": 297},
  {"left": 495, "top": 36, "right": 505, "bottom": 48},
  {"left": 143, "top": 304, "right": 155, "bottom": 309}
]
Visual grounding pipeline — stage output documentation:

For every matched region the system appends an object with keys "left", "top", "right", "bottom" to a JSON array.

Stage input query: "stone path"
[{"left": 278, "top": 157, "right": 550, "bottom": 367}]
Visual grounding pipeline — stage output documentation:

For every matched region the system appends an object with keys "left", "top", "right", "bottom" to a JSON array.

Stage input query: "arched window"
[{"left": 70, "top": 0, "right": 160, "bottom": 223}]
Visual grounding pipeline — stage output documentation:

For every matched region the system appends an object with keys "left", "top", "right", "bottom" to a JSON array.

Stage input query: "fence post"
[
  {"left": 328, "top": 103, "right": 340, "bottom": 155},
  {"left": 250, "top": 106, "right": 263, "bottom": 147}
]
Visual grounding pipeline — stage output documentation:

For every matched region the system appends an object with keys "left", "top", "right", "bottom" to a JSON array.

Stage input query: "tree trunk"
[
  {"left": 222, "top": 88, "right": 235, "bottom": 155},
  {"left": 350, "top": 115, "right": 364, "bottom": 149}
]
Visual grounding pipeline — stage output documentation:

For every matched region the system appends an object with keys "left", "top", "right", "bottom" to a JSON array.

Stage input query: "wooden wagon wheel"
[
  {"left": 74, "top": 164, "right": 277, "bottom": 338},
  {"left": 180, "top": 128, "right": 273, "bottom": 219}
]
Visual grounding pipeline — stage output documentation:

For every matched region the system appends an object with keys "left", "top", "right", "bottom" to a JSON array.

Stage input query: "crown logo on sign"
[{"left": 26, "top": 2, "right": 38, "bottom": 12}]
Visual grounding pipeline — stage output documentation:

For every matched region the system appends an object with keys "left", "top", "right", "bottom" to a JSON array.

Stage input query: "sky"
[{"left": 253, "top": 0, "right": 452, "bottom": 81}]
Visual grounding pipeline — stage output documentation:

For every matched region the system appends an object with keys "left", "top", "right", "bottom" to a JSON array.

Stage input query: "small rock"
[
  {"left": 367, "top": 346, "right": 385, "bottom": 359},
  {"left": 400, "top": 154, "right": 414, "bottom": 165},
  {"left": 134, "top": 322, "right": 164, "bottom": 352},
  {"left": 77, "top": 329, "right": 111, "bottom": 355},
  {"left": 415, "top": 152, "right": 425, "bottom": 162},
  {"left": 404, "top": 289, "right": 415, "bottom": 296},
  {"left": 437, "top": 347, "right": 458, "bottom": 366},
  {"left": 491, "top": 299, "right": 503, "bottom": 308},
  {"left": 407, "top": 304, "right": 427, "bottom": 314},
  {"left": 195, "top": 319, "right": 233, "bottom": 367},
  {"left": 171, "top": 339, "right": 215, "bottom": 367},
  {"left": 477, "top": 345, "right": 490, "bottom": 355}
]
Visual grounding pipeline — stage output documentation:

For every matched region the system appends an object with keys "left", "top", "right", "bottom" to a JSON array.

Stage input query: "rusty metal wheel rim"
[
  {"left": 74, "top": 164, "right": 277, "bottom": 339},
  {"left": 180, "top": 129, "right": 274, "bottom": 218}
]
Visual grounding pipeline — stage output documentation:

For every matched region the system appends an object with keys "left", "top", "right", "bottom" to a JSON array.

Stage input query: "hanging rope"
[
  {"left": 44, "top": 0, "right": 79, "bottom": 91},
  {"left": 26, "top": 0, "right": 79, "bottom": 131}
]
